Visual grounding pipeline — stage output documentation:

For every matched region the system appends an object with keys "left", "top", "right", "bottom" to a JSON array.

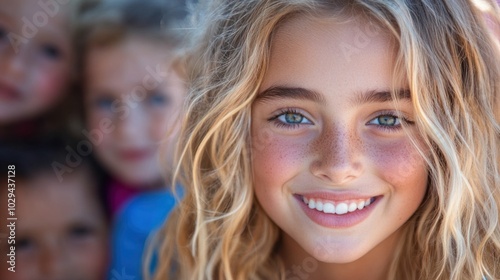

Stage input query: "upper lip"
[
  {"left": 295, "top": 191, "right": 378, "bottom": 201},
  {"left": 119, "top": 148, "right": 153, "bottom": 159}
]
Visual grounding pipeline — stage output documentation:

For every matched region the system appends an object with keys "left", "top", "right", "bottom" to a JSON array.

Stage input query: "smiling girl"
[{"left": 155, "top": 0, "right": 500, "bottom": 279}]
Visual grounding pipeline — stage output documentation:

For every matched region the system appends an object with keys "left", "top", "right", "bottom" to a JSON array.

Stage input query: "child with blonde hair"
[
  {"left": 76, "top": 0, "right": 188, "bottom": 278},
  {"left": 76, "top": 0, "right": 187, "bottom": 213},
  {"left": 0, "top": 0, "right": 76, "bottom": 140},
  {"left": 155, "top": 0, "right": 500, "bottom": 279}
]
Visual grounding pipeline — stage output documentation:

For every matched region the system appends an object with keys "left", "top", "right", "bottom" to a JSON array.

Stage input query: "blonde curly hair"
[{"left": 154, "top": 0, "right": 500, "bottom": 279}]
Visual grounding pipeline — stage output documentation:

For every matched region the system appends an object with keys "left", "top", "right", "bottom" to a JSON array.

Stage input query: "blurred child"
[
  {"left": 77, "top": 0, "right": 187, "bottom": 215},
  {"left": 0, "top": 0, "right": 75, "bottom": 139},
  {"left": 76, "top": 0, "right": 188, "bottom": 278},
  {"left": 0, "top": 143, "right": 109, "bottom": 280}
]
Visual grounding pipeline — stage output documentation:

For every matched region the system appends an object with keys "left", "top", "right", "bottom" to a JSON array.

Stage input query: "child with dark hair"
[{"left": 0, "top": 142, "right": 109, "bottom": 280}]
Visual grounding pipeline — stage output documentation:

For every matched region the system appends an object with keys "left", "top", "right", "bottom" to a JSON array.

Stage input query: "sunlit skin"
[
  {"left": 0, "top": 0, "right": 73, "bottom": 124},
  {"left": 85, "top": 36, "right": 185, "bottom": 187},
  {"left": 251, "top": 16, "right": 429, "bottom": 280},
  {"left": 0, "top": 169, "right": 108, "bottom": 280}
]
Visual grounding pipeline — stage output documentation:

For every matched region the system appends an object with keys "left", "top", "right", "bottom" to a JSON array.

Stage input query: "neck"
[{"left": 279, "top": 229, "right": 404, "bottom": 280}]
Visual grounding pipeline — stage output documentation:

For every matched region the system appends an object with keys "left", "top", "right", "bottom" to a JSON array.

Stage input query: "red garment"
[{"left": 107, "top": 179, "right": 142, "bottom": 217}]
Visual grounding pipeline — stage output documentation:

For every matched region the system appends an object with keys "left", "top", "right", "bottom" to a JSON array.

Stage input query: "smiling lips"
[
  {"left": 302, "top": 196, "right": 376, "bottom": 215},
  {"left": 119, "top": 148, "right": 153, "bottom": 161}
]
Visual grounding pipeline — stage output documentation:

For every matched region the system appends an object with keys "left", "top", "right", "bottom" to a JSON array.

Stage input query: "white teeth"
[
  {"left": 357, "top": 201, "right": 365, "bottom": 210},
  {"left": 336, "top": 203, "right": 348, "bottom": 215},
  {"left": 302, "top": 196, "right": 375, "bottom": 215},
  {"left": 316, "top": 201, "right": 323, "bottom": 211},
  {"left": 308, "top": 199, "right": 316, "bottom": 209},
  {"left": 323, "top": 203, "right": 335, "bottom": 214},
  {"left": 348, "top": 202, "right": 357, "bottom": 212}
]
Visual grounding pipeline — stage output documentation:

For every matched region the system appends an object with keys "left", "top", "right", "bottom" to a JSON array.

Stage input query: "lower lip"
[
  {"left": 119, "top": 150, "right": 152, "bottom": 161},
  {"left": 295, "top": 195, "right": 380, "bottom": 228}
]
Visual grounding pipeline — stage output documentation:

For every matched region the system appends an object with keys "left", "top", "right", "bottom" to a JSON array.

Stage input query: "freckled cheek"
[
  {"left": 150, "top": 111, "right": 175, "bottom": 141},
  {"left": 251, "top": 133, "right": 309, "bottom": 189},
  {"left": 368, "top": 140, "right": 428, "bottom": 190}
]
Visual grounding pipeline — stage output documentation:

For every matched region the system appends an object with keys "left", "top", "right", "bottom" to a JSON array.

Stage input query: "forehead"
[
  {"left": 85, "top": 36, "right": 175, "bottom": 87},
  {"left": 15, "top": 171, "right": 102, "bottom": 231},
  {"left": 262, "top": 14, "right": 398, "bottom": 93},
  {"left": 87, "top": 37, "right": 173, "bottom": 69},
  {"left": 0, "top": 0, "right": 70, "bottom": 36}
]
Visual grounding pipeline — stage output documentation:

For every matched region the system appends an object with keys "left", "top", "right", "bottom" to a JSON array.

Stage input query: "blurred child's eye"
[
  {"left": 17, "top": 237, "right": 35, "bottom": 251},
  {"left": 0, "top": 26, "right": 8, "bottom": 46},
  {"left": 94, "top": 97, "right": 114, "bottom": 110},
  {"left": 0, "top": 27, "right": 6, "bottom": 40},
  {"left": 269, "top": 109, "right": 313, "bottom": 129},
  {"left": 148, "top": 93, "right": 170, "bottom": 106},
  {"left": 41, "top": 44, "right": 62, "bottom": 60},
  {"left": 68, "top": 225, "right": 94, "bottom": 239}
]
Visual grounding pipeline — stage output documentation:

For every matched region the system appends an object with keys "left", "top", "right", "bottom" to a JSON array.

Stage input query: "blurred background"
[
  {"left": 0, "top": 0, "right": 498, "bottom": 279},
  {"left": 0, "top": 0, "right": 190, "bottom": 279}
]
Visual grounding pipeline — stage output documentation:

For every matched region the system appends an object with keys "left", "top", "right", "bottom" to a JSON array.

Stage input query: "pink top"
[{"left": 108, "top": 179, "right": 142, "bottom": 217}]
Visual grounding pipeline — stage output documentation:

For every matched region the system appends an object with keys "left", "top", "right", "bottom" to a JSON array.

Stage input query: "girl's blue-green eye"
[
  {"left": 283, "top": 113, "right": 304, "bottom": 123},
  {"left": 269, "top": 109, "right": 313, "bottom": 129},
  {"left": 278, "top": 112, "right": 311, "bottom": 125},
  {"left": 367, "top": 113, "right": 415, "bottom": 133},
  {"left": 369, "top": 115, "right": 400, "bottom": 126}
]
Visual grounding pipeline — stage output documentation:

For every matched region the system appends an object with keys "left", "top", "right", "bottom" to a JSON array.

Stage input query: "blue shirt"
[{"left": 108, "top": 188, "right": 180, "bottom": 280}]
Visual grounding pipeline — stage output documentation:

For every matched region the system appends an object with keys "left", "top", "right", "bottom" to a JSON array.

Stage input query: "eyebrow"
[
  {"left": 350, "top": 89, "right": 411, "bottom": 105},
  {"left": 256, "top": 86, "right": 325, "bottom": 103},
  {"left": 256, "top": 86, "right": 411, "bottom": 106}
]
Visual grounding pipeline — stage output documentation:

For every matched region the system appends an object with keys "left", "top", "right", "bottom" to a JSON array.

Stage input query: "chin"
[
  {"left": 303, "top": 238, "right": 372, "bottom": 264},
  {"left": 310, "top": 249, "right": 366, "bottom": 264},
  {"left": 125, "top": 173, "right": 162, "bottom": 187}
]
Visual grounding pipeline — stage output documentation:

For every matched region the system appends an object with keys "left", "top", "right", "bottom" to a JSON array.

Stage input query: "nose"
[
  {"left": 310, "top": 124, "right": 363, "bottom": 185},
  {"left": 39, "top": 239, "right": 70, "bottom": 280},
  {"left": 0, "top": 45, "right": 28, "bottom": 80},
  {"left": 116, "top": 105, "right": 146, "bottom": 140}
]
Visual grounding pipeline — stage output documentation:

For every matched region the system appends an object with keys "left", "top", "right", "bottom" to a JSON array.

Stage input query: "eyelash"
[
  {"left": 268, "top": 108, "right": 311, "bottom": 129},
  {"left": 367, "top": 111, "right": 414, "bottom": 132},
  {"left": 268, "top": 109, "right": 414, "bottom": 132}
]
